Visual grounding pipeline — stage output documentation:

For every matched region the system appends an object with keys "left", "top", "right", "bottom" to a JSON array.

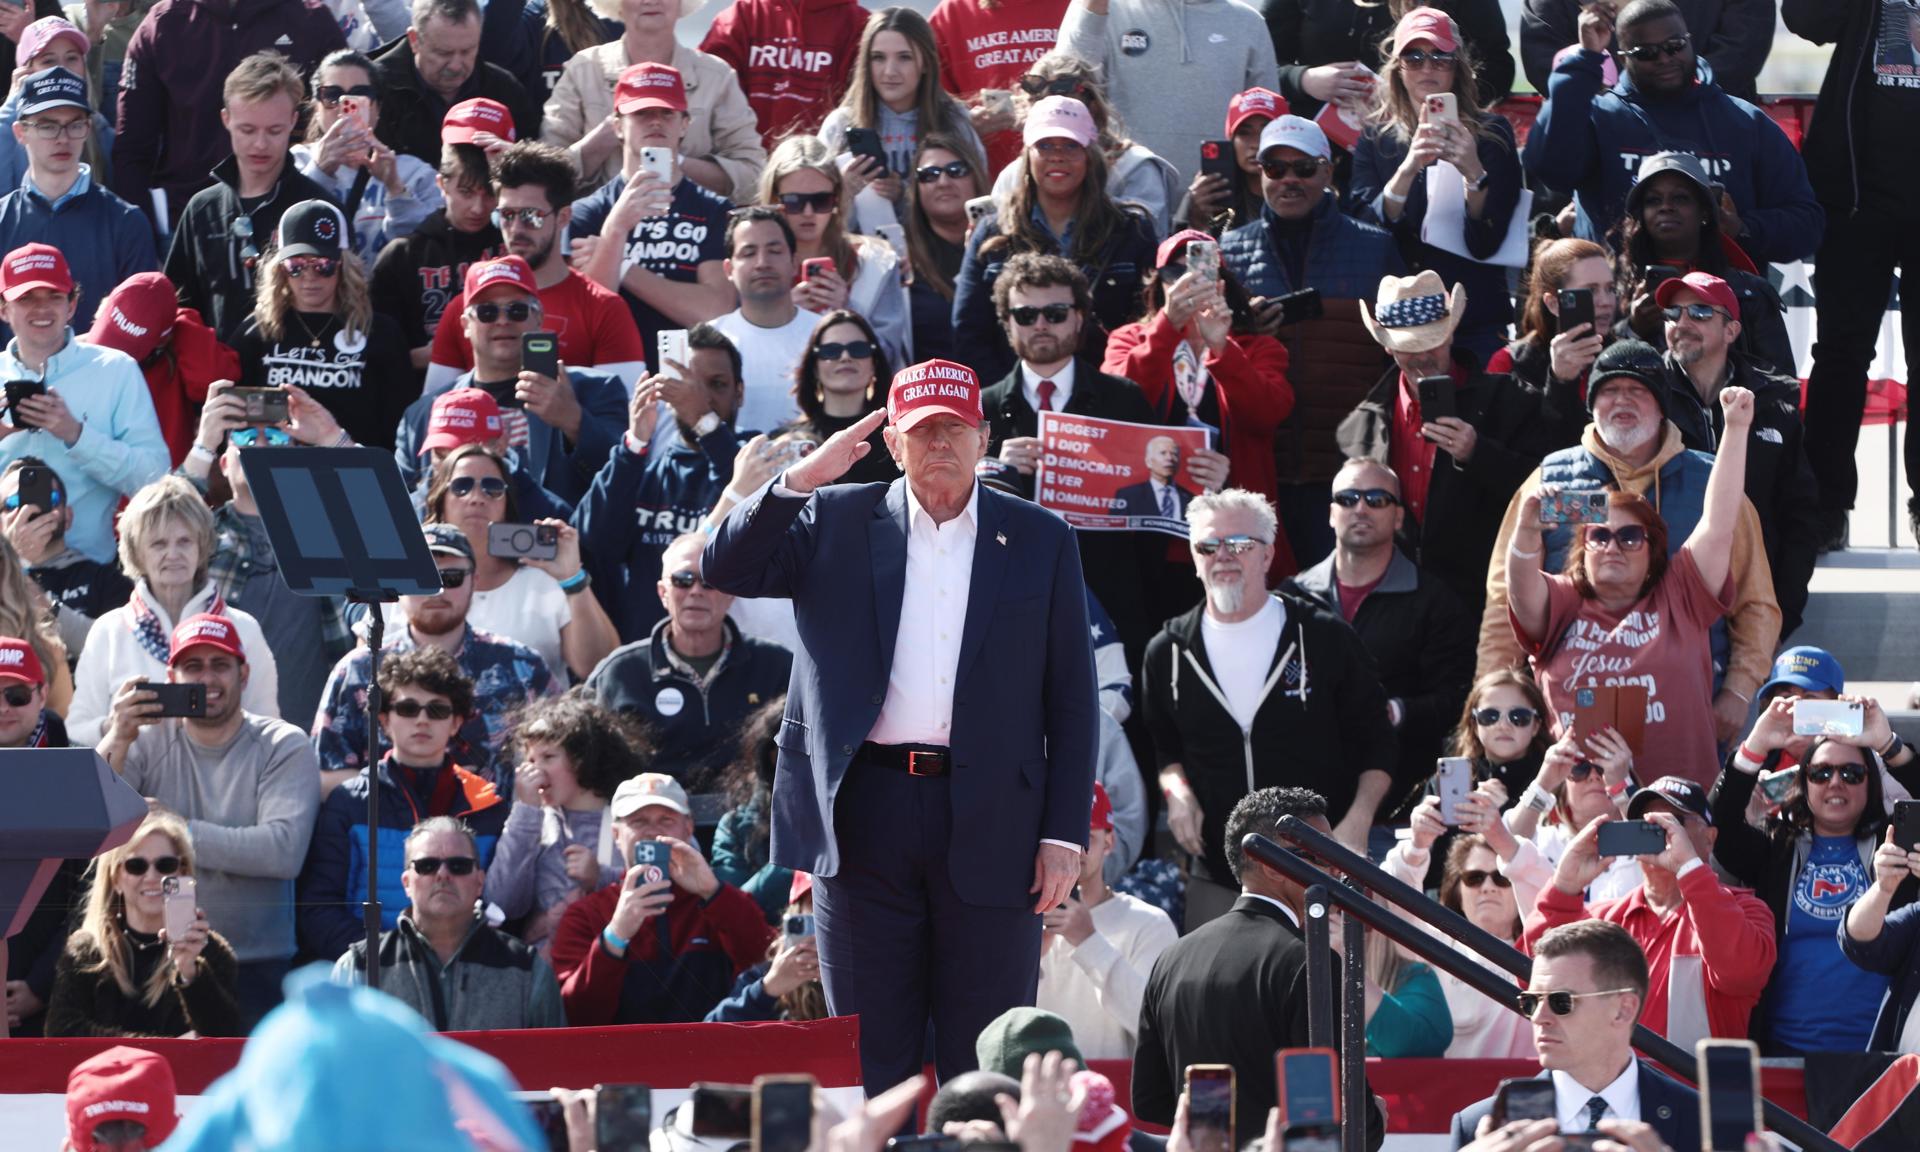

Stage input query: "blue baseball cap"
[
  {"left": 1759, "top": 645, "right": 1845, "bottom": 699},
  {"left": 19, "top": 66, "right": 88, "bottom": 118}
]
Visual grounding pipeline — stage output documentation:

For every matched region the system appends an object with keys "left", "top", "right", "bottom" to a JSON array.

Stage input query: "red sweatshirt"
[
  {"left": 144, "top": 309, "right": 240, "bottom": 467},
  {"left": 700, "top": 0, "right": 870, "bottom": 146},
  {"left": 931, "top": 0, "right": 1072, "bottom": 173},
  {"left": 550, "top": 878, "right": 774, "bottom": 1025}
]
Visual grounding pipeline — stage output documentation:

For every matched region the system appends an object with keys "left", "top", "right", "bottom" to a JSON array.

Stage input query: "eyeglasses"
[
  {"left": 438, "top": 567, "right": 472, "bottom": 589},
  {"left": 1620, "top": 35, "right": 1691, "bottom": 61},
  {"left": 916, "top": 161, "right": 973, "bottom": 184},
  {"left": 778, "top": 191, "right": 836, "bottom": 215},
  {"left": 669, "top": 570, "right": 705, "bottom": 589},
  {"left": 23, "top": 117, "right": 89, "bottom": 140},
  {"left": 1807, "top": 762, "right": 1868, "bottom": 785},
  {"left": 1516, "top": 988, "right": 1636, "bottom": 1016},
  {"left": 1458, "top": 868, "right": 1511, "bottom": 889},
  {"left": 122, "top": 855, "right": 182, "bottom": 877},
  {"left": 1584, "top": 524, "right": 1648, "bottom": 552},
  {"left": 1193, "top": 535, "right": 1267, "bottom": 556},
  {"left": 1007, "top": 303, "right": 1076, "bottom": 326},
  {"left": 1399, "top": 48, "right": 1456, "bottom": 70},
  {"left": 1332, "top": 488, "right": 1400, "bottom": 509},
  {"left": 385, "top": 698, "right": 456, "bottom": 720},
  {"left": 1473, "top": 706, "right": 1540, "bottom": 728},
  {"left": 0, "top": 684, "right": 34, "bottom": 708},
  {"left": 230, "top": 427, "right": 292, "bottom": 448},
  {"left": 410, "top": 855, "right": 478, "bottom": 876},
  {"left": 1662, "top": 303, "right": 1729, "bottom": 322},
  {"left": 283, "top": 256, "right": 339, "bottom": 278},
  {"left": 815, "top": 340, "right": 873, "bottom": 361},
  {"left": 2, "top": 489, "right": 61, "bottom": 511},
  {"left": 1261, "top": 156, "right": 1324, "bottom": 180},
  {"left": 491, "top": 207, "right": 549, "bottom": 230},
  {"left": 449, "top": 475, "right": 507, "bottom": 499},
  {"left": 316, "top": 83, "right": 379, "bottom": 106},
  {"left": 1018, "top": 74, "right": 1088, "bottom": 98},
  {"left": 467, "top": 300, "right": 538, "bottom": 324}
]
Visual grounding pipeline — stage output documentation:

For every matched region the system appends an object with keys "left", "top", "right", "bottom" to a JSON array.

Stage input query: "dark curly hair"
[
  {"left": 1774, "top": 737, "right": 1888, "bottom": 844},
  {"left": 718, "top": 697, "right": 787, "bottom": 849},
  {"left": 507, "top": 688, "right": 653, "bottom": 801},
  {"left": 377, "top": 645, "right": 474, "bottom": 719}
]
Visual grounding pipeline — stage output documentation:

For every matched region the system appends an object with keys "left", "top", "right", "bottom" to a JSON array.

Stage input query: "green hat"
[{"left": 974, "top": 1007, "right": 1084, "bottom": 1078}]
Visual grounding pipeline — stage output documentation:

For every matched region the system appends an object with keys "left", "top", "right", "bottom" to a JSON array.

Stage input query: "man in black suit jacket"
[
  {"left": 1133, "top": 787, "right": 1384, "bottom": 1152},
  {"left": 1111, "top": 436, "right": 1195, "bottom": 519},
  {"left": 1448, "top": 921, "right": 1699, "bottom": 1150}
]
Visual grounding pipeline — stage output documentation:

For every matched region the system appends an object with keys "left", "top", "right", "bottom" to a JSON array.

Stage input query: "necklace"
[{"left": 292, "top": 311, "right": 330, "bottom": 349}]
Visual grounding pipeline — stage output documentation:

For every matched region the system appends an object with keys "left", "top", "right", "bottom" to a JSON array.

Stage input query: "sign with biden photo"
[{"left": 1035, "top": 412, "right": 1211, "bottom": 539}]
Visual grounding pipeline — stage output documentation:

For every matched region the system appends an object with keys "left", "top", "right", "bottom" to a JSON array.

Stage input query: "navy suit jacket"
[
  {"left": 701, "top": 477, "right": 1100, "bottom": 908},
  {"left": 1448, "top": 1062, "right": 1699, "bottom": 1151},
  {"left": 1110, "top": 479, "right": 1192, "bottom": 519}
]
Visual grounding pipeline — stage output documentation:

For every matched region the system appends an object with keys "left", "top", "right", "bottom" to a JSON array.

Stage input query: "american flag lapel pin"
[{"left": 996, "top": 532, "right": 1007, "bottom": 546}]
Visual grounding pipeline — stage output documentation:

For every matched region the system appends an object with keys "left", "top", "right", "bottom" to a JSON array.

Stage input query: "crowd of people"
[{"left": 0, "top": 0, "right": 1917, "bottom": 1146}]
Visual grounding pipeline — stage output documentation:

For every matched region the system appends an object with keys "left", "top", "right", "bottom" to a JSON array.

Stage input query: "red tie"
[{"left": 1036, "top": 379, "right": 1056, "bottom": 412}]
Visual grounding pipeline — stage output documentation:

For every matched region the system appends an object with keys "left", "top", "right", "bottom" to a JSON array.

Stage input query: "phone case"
[
  {"left": 1434, "top": 757, "right": 1474, "bottom": 825},
  {"left": 1790, "top": 699, "right": 1864, "bottom": 738},
  {"left": 1571, "top": 683, "right": 1649, "bottom": 755},
  {"left": 1596, "top": 820, "right": 1667, "bottom": 857},
  {"left": 1416, "top": 376, "right": 1457, "bottom": 422}
]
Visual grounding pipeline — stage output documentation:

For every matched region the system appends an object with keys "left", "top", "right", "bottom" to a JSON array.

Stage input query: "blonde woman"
[
  {"left": 0, "top": 533, "right": 73, "bottom": 715},
  {"left": 44, "top": 809, "right": 242, "bottom": 1038},
  {"left": 230, "top": 200, "right": 418, "bottom": 451},
  {"left": 819, "top": 8, "right": 984, "bottom": 209},
  {"left": 66, "top": 477, "right": 279, "bottom": 745},
  {"left": 539, "top": 0, "right": 766, "bottom": 196}
]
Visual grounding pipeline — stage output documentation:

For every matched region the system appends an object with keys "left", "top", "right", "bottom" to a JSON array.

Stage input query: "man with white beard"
[
  {"left": 1474, "top": 340, "right": 1781, "bottom": 746},
  {"left": 1139, "top": 488, "right": 1396, "bottom": 929}
]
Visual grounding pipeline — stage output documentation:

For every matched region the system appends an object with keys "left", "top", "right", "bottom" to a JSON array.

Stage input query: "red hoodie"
[
  {"left": 87, "top": 285, "right": 239, "bottom": 468},
  {"left": 700, "top": 0, "right": 870, "bottom": 146},
  {"left": 931, "top": 0, "right": 1071, "bottom": 173}
]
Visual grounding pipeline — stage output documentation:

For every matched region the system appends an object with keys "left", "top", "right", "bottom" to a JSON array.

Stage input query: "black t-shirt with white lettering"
[
  {"left": 1860, "top": 0, "right": 1920, "bottom": 220},
  {"left": 234, "top": 309, "right": 421, "bottom": 450},
  {"left": 567, "top": 176, "right": 732, "bottom": 369}
]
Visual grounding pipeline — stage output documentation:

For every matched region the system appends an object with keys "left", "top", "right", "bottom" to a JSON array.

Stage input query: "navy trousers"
[{"left": 814, "top": 759, "right": 1044, "bottom": 1094}]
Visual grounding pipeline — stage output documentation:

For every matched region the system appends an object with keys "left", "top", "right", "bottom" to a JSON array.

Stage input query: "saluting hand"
[{"left": 782, "top": 408, "right": 888, "bottom": 494}]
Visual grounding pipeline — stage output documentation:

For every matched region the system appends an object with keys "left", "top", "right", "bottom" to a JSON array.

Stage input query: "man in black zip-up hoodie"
[
  {"left": 371, "top": 141, "right": 505, "bottom": 372},
  {"left": 1140, "top": 487, "right": 1394, "bottom": 928}
]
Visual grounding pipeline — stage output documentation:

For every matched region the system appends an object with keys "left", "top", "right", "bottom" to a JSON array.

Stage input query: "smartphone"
[
  {"left": 1185, "top": 1065, "right": 1236, "bottom": 1152},
  {"left": 1199, "top": 139, "right": 1238, "bottom": 182},
  {"left": 4, "top": 379, "right": 44, "bottom": 428},
  {"left": 754, "top": 1075, "right": 815, "bottom": 1152},
  {"left": 1758, "top": 766, "right": 1798, "bottom": 805},
  {"left": 230, "top": 386, "right": 290, "bottom": 425},
  {"left": 656, "top": 328, "right": 690, "bottom": 372},
  {"left": 1281, "top": 1127, "right": 1339, "bottom": 1152},
  {"left": 887, "top": 1139, "right": 961, "bottom": 1152},
  {"left": 1272, "top": 287, "right": 1324, "bottom": 327},
  {"left": 802, "top": 257, "right": 836, "bottom": 282},
  {"left": 1556, "top": 288, "right": 1596, "bottom": 335},
  {"left": 1791, "top": 698, "right": 1865, "bottom": 738},
  {"left": 845, "top": 127, "right": 888, "bottom": 169},
  {"left": 875, "top": 222, "right": 909, "bottom": 267},
  {"left": 1276, "top": 1048, "right": 1339, "bottom": 1129},
  {"left": 1571, "top": 682, "right": 1648, "bottom": 756},
  {"left": 521, "top": 331, "right": 560, "bottom": 379},
  {"left": 978, "top": 88, "right": 1014, "bottom": 122},
  {"left": 629, "top": 839, "right": 670, "bottom": 885},
  {"left": 689, "top": 1083, "right": 754, "bottom": 1140},
  {"left": 11, "top": 464, "right": 55, "bottom": 513},
  {"left": 136, "top": 681, "right": 207, "bottom": 719},
  {"left": 1596, "top": 819, "right": 1667, "bottom": 858},
  {"left": 1698, "top": 1039, "right": 1762, "bottom": 1152},
  {"left": 596, "top": 1083, "right": 652, "bottom": 1152},
  {"left": 783, "top": 913, "right": 816, "bottom": 942},
  {"left": 1423, "top": 92, "right": 1459, "bottom": 125},
  {"left": 1491, "top": 1078, "right": 1557, "bottom": 1127},
  {"left": 1893, "top": 799, "right": 1920, "bottom": 852},
  {"left": 487, "top": 521, "right": 560, "bottom": 562},
  {"left": 1416, "top": 374, "right": 1457, "bottom": 422},
  {"left": 965, "top": 195, "right": 996, "bottom": 228},
  {"left": 161, "top": 874, "right": 197, "bottom": 941},
  {"left": 527, "top": 1098, "right": 572, "bottom": 1152},
  {"left": 639, "top": 146, "right": 675, "bottom": 187},
  {"left": 1540, "top": 488, "right": 1610, "bottom": 526},
  {"left": 1186, "top": 238, "right": 1221, "bottom": 288},
  {"left": 1434, "top": 756, "right": 1474, "bottom": 827}
]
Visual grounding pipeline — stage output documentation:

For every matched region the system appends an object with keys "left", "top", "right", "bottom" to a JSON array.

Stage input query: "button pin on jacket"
[{"left": 996, "top": 532, "right": 1007, "bottom": 546}]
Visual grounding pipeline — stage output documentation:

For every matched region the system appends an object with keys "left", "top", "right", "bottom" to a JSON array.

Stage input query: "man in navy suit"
[
  {"left": 1449, "top": 921, "right": 1699, "bottom": 1151},
  {"left": 1111, "top": 436, "right": 1194, "bottom": 520},
  {"left": 703, "top": 357, "right": 1100, "bottom": 1094}
]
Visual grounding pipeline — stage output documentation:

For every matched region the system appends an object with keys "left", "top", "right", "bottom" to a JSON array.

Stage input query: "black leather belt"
[{"left": 857, "top": 742, "right": 951, "bottom": 777}]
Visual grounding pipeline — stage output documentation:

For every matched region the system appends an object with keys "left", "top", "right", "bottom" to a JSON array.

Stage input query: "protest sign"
[{"left": 1035, "top": 411, "right": 1212, "bottom": 538}]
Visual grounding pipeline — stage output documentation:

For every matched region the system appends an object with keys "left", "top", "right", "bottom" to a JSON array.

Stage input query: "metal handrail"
[{"left": 1246, "top": 818, "right": 1845, "bottom": 1152}]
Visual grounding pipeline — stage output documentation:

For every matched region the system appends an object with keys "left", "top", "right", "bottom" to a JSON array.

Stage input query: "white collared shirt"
[
  {"left": 1021, "top": 359, "right": 1078, "bottom": 414},
  {"left": 1242, "top": 891, "right": 1302, "bottom": 930},
  {"left": 1552, "top": 1061, "right": 1641, "bottom": 1131},
  {"left": 866, "top": 481, "right": 980, "bottom": 746}
]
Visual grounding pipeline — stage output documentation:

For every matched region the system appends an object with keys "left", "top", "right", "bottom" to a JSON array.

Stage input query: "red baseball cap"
[
  {"left": 1226, "top": 87, "right": 1287, "bottom": 137},
  {"left": 1155, "top": 228, "right": 1215, "bottom": 271},
  {"left": 888, "top": 359, "right": 982, "bottom": 433},
  {"left": 789, "top": 871, "right": 814, "bottom": 903},
  {"left": 422, "top": 387, "right": 505, "bottom": 453},
  {"left": 615, "top": 62, "right": 688, "bottom": 115},
  {"left": 1654, "top": 270, "right": 1739, "bottom": 319},
  {"left": 442, "top": 98, "right": 517, "bottom": 146},
  {"left": 0, "top": 636, "right": 45, "bottom": 686},
  {"left": 66, "top": 1046, "right": 178, "bottom": 1150},
  {"left": 1391, "top": 6, "right": 1459, "bottom": 55},
  {"left": 463, "top": 256, "right": 539, "bottom": 303},
  {"left": 84, "top": 271, "right": 179, "bottom": 363},
  {"left": 169, "top": 613, "right": 245, "bottom": 665},
  {"left": 1090, "top": 783, "right": 1114, "bottom": 833},
  {"left": 0, "top": 242, "right": 72, "bottom": 300}
]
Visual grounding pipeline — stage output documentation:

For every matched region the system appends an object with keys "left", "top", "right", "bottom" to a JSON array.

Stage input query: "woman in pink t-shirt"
[{"left": 1507, "top": 386, "right": 1756, "bottom": 789}]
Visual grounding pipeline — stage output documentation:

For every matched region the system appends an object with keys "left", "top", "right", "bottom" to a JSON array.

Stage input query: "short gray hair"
[
  {"left": 412, "top": 0, "right": 479, "bottom": 29},
  {"left": 405, "top": 816, "right": 478, "bottom": 862},
  {"left": 1187, "top": 488, "right": 1278, "bottom": 543}
]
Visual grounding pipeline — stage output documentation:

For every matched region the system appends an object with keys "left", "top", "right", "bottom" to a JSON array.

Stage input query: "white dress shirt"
[
  {"left": 866, "top": 481, "right": 978, "bottom": 746},
  {"left": 1243, "top": 891, "right": 1302, "bottom": 929},
  {"left": 1552, "top": 1060, "right": 1641, "bottom": 1131},
  {"left": 1021, "top": 359, "right": 1078, "bottom": 413}
]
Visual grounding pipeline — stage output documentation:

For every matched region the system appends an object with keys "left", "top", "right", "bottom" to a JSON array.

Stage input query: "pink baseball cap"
[
  {"left": 0, "top": 242, "right": 72, "bottom": 300},
  {"left": 1226, "top": 87, "right": 1288, "bottom": 137},
  {"left": 1391, "top": 6, "right": 1459, "bottom": 56},
  {"left": 422, "top": 387, "right": 505, "bottom": 453},
  {"left": 169, "top": 613, "right": 245, "bottom": 664},
  {"left": 888, "top": 359, "right": 983, "bottom": 432},
  {"left": 1654, "top": 270, "right": 1739, "bottom": 318},
  {"left": 1024, "top": 95, "right": 1096, "bottom": 149},
  {"left": 615, "top": 62, "right": 688, "bottom": 115},
  {"left": 463, "top": 256, "right": 539, "bottom": 303},
  {"left": 15, "top": 17, "right": 87, "bottom": 69},
  {"left": 442, "top": 98, "right": 516, "bottom": 146}
]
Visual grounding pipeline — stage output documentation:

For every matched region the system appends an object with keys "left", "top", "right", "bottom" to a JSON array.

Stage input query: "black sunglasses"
[
  {"left": 1261, "top": 157, "right": 1324, "bottom": 180},
  {"left": 916, "top": 161, "right": 972, "bottom": 184},
  {"left": 1569, "top": 761, "right": 1600, "bottom": 781},
  {"left": 1332, "top": 487, "right": 1400, "bottom": 509},
  {"left": 410, "top": 855, "right": 478, "bottom": 876},
  {"left": 1018, "top": 74, "right": 1087, "bottom": 98},
  {"left": 1458, "top": 868, "right": 1511, "bottom": 889},
  {"left": 386, "top": 698, "right": 456, "bottom": 720},
  {"left": 449, "top": 476, "right": 507, "bottom": 499},
  {"left": 468, "top": 301, "right": 537, "bottom": 324},
  {"left": 438, "top": 567, "right": 472, "bottom": 589},
  {"left": 815, "top": 340, "right": 873, "bottom": 362},
  {"left": 316, "top": 83, "right": 378, "bottom": 105},
  {"left": 491, "top": 207, "right": 549, "bottom": 229},
  {"left": 1008, "top": 303, "right": 1076, "bottom": 326},
  {"left": 1473, "top": 706, "right": 1540, "bottom": 728},
  {"left": 1584, "top": 524, "right": 1648, "bottom": 551},
  {"left": 1807, "top": 762, "right": 1868, "bottom": 785},
  {"left": 1620, "top": 35, "right": 1691, "bottom": 61},
  {"left": 1398, "top": 48, "right": 1456, "bottom": 69},
  {"left": 669, "top": 570, "right": 705, "bottom": 589},
  {"left": 1662, "top": 303, "right": 1728, "bottom": 322},
  {"left": 779, "top": 191, "right": 836, "bottom": 215},
  {"left": 1193, "top": 535, "right": 1266, "bottom": 556},
  {"left": 1516, "top": 988, "right": 1635, "bottom": 1016},
  {"left": 283, "top": 257, "right": 339, "bottom": 279},
  {"left": 123, "top": 855, "right": 181, "bottom": 877},
  {"left": 0, "top": 684, "right": 35, "bottom": 708}
]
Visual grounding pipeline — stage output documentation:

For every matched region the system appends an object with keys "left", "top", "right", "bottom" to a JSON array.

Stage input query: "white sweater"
[
  {"left": 1036, "top": 890, "right": 1179, "bottom": 1059},
  {"left": 67, "top": 581, "right": 280, "bottom": 746}
]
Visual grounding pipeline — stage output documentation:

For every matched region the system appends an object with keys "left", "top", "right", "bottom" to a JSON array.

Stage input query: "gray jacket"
[
  {"left": 117, "top": 715, "right": 319, "bottom": 963},
  {"left": 333, "top": 912, "right": 566, "bottom": 1031}
]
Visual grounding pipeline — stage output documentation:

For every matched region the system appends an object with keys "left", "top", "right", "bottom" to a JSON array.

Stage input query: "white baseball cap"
[{"left": 1257, "top": 114, "right": 1331, "bottom": 161}]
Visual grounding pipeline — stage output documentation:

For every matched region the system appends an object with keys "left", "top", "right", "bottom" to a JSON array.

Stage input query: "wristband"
[
  {"left": 1382, "top": 189, "right": 1407, "bottom": 206},
  {"left": 331, "top": 430, "right": 354, "bottom": 449},
  {"left": 1734, "top": 743, "right": 1767, "bottom": 773},
  {"left": 1521, "top": 782, "right": 1554, "bottom": 813},
  {"left": 559, "top": 570, "right": 591, "bottom": 595},
  {"left": 1883, "top": 731, "right": 1905, "bottom": 759},
  {"left": 1508, "top": 543, "right": 1542, "bottom": 559},
  {"left": 188, "top": 442, "right": 217, "bottom": 465},
  {"left": 692, "top": 412, "right": 723, "bottom": 438},
  {"left": 601, "top": 925, "right": 630, "bottom": 955}
]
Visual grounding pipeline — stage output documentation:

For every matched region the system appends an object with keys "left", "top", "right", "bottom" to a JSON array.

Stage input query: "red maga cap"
[
  {"left": 1090, "top": 783, "right": 1114, "bottom": 833},
  {"left": 615, "top": 62, "right": 688, "bottom": 114},
  {"left": 1391, "top": 6, "right": 1459, "bottom": 55},
  {"left": 1226, "top": 87, "right": 1288, "bottom": 137},
  {"left": 443, "top": 98, "right": 517, "bottom": 146},
  {"left": 423, "top": 387, "right": 505, "bottom": 453},
  {"left": 0, "top": 636, "right": 45, "bottom": 686},
  {"left": 463, "top": 256, "right": 539, "bottom": 302},
  {"left": 169, "top": 613, "right": 245, "bottom": 664},
  {"left": 1654, "top": 269, "right": 1739, "bottom": 319},
  {"left": 888, "top": 359, "right": 982, "bottom": 432},
  {"left": 66, "top": 1047, "right": 178, "bottom": 1151},
  {"left": 0, "top": 242, "right": 71, "bottom": 300}
]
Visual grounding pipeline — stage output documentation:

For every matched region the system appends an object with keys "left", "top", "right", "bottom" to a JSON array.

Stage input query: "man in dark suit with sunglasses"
[{"left": 1450, "top": 920, "right": 1699, "bottom": 1151}]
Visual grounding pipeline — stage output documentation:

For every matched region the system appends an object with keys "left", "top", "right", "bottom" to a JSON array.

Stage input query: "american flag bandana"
[{"left": 1375, "top": 292, "right": 1451, "bottom": 329}]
